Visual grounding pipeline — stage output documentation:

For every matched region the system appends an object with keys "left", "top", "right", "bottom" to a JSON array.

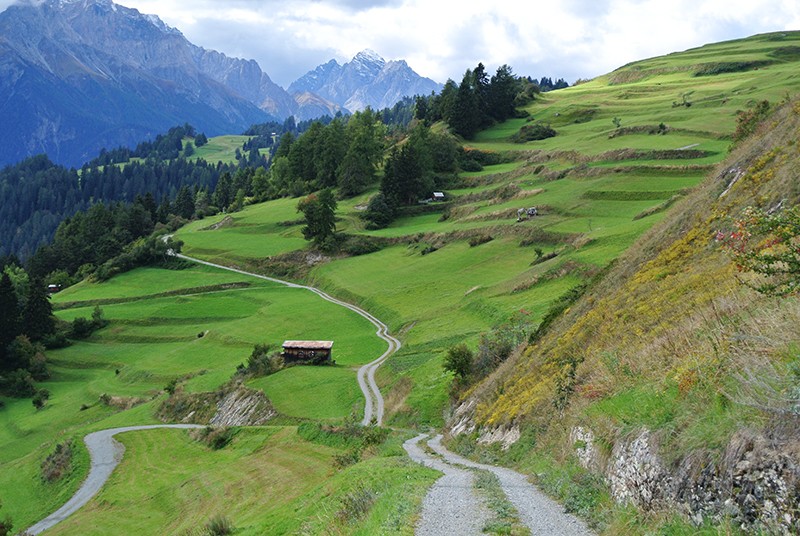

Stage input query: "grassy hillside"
[
  {"left": 176, "top": 31, "right": 800, "bottom": 429},
  {"left": 2, "top": 31, "right": 800, "bottom": 534},
  {"left": 446, "top": 41, "right": 800, "bottom": 534},
  {"left": 0, "top": 264, "right": 396, "bottom": 530}
]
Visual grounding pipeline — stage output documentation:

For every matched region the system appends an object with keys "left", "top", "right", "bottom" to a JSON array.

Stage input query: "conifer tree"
[
  {"left": 22, "top": 278, "right": 54, "bottom": 342},
  {"left": 450, "top": 70, "right": 480, "bottom": 139}
]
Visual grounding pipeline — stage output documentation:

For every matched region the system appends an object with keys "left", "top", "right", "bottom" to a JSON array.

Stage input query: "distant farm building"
[
  {"left": 432, "top": 192, "right": 445, "bottom": 202},
  {"left": 281, "top": 340, "right": 333, "bottom": 365}
]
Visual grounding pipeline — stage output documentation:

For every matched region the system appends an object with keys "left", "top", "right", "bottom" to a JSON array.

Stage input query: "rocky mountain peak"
[
  {"left": 353, "top": 48, "right": 385, "bottom": 66},
  {"left": 291, "top": 49, "right": 441, "bottom": 112}
]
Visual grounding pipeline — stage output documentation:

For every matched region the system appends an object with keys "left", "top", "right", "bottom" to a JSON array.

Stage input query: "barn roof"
[{"left": 282, "top": 340, "right": 334, "bottom": 350}]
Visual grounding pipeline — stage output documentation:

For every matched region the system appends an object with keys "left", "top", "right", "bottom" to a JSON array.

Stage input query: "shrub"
[
  {"left": 32, "top": 388, "right": 50, "bottom": 410},
  {"left": 459, "top": 158, "right": 483, "bottom": 172},
  {"left": 468, "top": 234, "right": 493, "bottom": 247},
  {"left": 511, "top": 123, "right": 556, "bottom": 142},
  {"left": 204, "top": 514, "right": 234, "bottom": 536},
  {"left": 694, "top": 60, "right": 772, "bottom": 76},
  {"left": 195, "top": 426, "right": 234, "bottom": 450},
  {"left": 339, "top": 235, "right": 384, "bottom": 256},
  {"left": 720, "top": 205, "right": 800, "bottom": 296},
  {"left": 41, "top": 440, "right": 73, "bottom": 482},
  {"left": 69, "top": 317, "right": 94, "bottom": 339},
  {"left": 333, "top": 447, "right": 361, "bottom": 469},
  {"left": 242, "top": 344, "right": 284, "bottom": 377},
  {"left": 5, "top": 369, "right": 36, "bottom": 398},
  {"left": 0, "top": 510, "right": 12, "bottom": 536},
  {"left": 443, "top": 343, "right": 473, "bottom": 379},
  {"left": 336, "top": 486, "right": 377, "bottom": 524},
  {"left": 360, "top": 192, "right": 396, "bottom": 229}
]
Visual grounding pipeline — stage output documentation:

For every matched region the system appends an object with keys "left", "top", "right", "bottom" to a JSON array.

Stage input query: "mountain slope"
[
  {"left": 289, "top": 49, "right": 442, "bottom": 112},
  {"left": 0, "top": 0, "right": 279, "bottom": 166},
  {"left": 446, "top": 34, "right": 800, "bottom": 533}
]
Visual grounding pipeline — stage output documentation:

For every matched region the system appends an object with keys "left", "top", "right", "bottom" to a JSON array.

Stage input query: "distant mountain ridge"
[
  {"left": 289, "top": 49, "right": 443, "bottom": 112},
  {"left": 0, "top": 0, "right": 441, "bottom": 167},
  {"left": 0, "top": 0, "right": 275, "bottom": 166}
]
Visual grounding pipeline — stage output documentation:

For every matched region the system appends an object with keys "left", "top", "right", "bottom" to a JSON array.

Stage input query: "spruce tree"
[
  {"left": 22, "top": 278, "right": 54, "bottom": 342},
  {"left": 450, "top": 70, "right": 480, "bottom": 139}
]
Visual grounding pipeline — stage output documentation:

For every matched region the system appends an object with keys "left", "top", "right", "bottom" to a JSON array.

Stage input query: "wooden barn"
[{"left": 281, "top": 340, "right": 333, "bottom": 365}]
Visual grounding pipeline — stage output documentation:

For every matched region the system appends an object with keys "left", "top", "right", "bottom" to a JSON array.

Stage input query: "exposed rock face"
[
  {"left": 569, "top": 426, "right": 601, "bottom": 472},
  {"left": 477, "top": 426, "right": 521, "bottom": 450},
  {"left": 210, "top": 386, "right": 276, "bottom": 426},
  {"left": 448, "top": 398, "right": 798, "bottom": 533},
  {"left": 449, "top": 399, "right": 478, "bottom": 436},
  {"left": 289, "top": 49, "right": 442, "bottom": 113},
  {"left": 606, "top": 429, "right": 672, "bottom": 509},
  {"left": 570, "top": 426, "right": 800, "bottom": 534},
  {"left": 158, "top": 383, "right": 275, "bottom": 426}
]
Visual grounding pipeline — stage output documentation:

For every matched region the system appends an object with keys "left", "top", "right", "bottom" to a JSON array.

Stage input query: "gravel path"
[
  {"left": 174, "top": 253, "right": 401, "bottom": 425},
  {"left": 26, "top": 424, "right": 203, "bottom": 535},
  {"left": 403, "top": 434, "right": 492, "bottom": 535},
  {"left": 426, "top": 434, "right": 594, "bottom": 535}
]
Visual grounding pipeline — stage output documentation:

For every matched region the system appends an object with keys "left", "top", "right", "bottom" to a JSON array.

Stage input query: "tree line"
[{"left": 413, "top": 65, "right": 569, "bottom": 139}]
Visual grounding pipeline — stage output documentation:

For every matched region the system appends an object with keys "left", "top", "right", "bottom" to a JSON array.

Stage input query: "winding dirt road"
[
  {"left": 174, "top": 253, "right": 400, "bottom": 425},
  {"left": 29, "top": 250, "right": 587, "bottom": 534}
]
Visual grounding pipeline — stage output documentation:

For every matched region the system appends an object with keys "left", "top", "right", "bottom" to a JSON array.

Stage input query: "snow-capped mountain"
[{"left": 289, "top": 49, "right": 443, "bottom": 112}]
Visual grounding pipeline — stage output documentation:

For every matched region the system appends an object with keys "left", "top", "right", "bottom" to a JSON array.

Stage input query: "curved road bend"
[
  {"left": 174, "top": 253, "right": 401, "bottom": 426},
  {"left": 27, "top": 424, "right": 203, "bottom": 535}
]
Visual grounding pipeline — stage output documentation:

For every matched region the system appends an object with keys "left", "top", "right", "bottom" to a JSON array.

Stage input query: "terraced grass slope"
[
  {"left": 177, "top": 31, "right": 800, "bottom": 428},
  {"left": 3, "top": 31, "right": 800, "bottom": 534},
  {"left": 0, "top": 264, "right": 395, "bottom": 531},
  {"left": 446, "top": 40, "right": 800, "bottom": 533}
]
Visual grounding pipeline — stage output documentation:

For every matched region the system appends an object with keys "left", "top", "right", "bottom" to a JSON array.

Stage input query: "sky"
[{"left": 4, "top": 0, "right": 800, "bottom": 87}]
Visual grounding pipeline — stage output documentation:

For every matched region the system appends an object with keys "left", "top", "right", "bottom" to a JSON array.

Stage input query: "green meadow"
[
  {"left": 0, "top": 264, "right": 387, "bottom": 530},
  {"left": 189, "top": 135, "right": 254, "bottom": 165},
  {"left": 4, "top": 31, "right": 800, "bottom": 533}
]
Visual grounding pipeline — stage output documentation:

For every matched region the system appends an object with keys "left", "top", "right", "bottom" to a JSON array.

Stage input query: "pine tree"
[
  {"left": 488, "top": 64, "right": 519, "bottom": 121},
  {"left": 174, "top": 185, "right": 194, "bottom": 219},
  {"left": 450, "top": 70, "right": 480, "bottom": 139},
  {"left": 22, "top": 278, "right": 54, "bottom": 342}
]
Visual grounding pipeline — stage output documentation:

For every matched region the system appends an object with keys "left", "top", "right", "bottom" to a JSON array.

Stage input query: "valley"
[{"left": 1, "top": 28, "right": 800, "bottom": 536}]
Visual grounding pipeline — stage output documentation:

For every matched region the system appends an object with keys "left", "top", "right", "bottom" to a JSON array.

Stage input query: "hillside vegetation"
[
  {"left": 2, "top": 31, "right": 800, "bottom": 534},
  {"left": 447, "top": 36, "right": 800, "bottom": 533}
]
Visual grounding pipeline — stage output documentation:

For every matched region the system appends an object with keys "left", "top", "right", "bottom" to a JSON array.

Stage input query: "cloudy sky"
[{"left": 5, "top": 0, "right": 800, "bottom": 87}]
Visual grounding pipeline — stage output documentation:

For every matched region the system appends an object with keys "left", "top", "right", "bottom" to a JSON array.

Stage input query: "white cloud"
[{"left": 3, "top": 0, "right": 800, "bottom": 86}]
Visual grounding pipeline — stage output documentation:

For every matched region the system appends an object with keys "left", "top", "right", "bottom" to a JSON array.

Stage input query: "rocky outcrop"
[
  {"left": 606, "top": 429, "right": 672, "bottom": 509},
  {"left": 450, "top": 396, "right": 798, "bottom": 534},
  {"left": 210, "top": 386, "right": 276, "bottom": 426},
  {"left": 568, "top": 426, "right": 800, "bottom": 534},
  {"left": 158, "top": 383, "right": 276, "bottom": 426}
]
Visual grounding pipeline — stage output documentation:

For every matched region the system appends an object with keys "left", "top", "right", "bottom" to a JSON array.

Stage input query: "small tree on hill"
[
  {"left": 443, "top": 343, "right": 473, "bottom": 379},
  {"left": 297, "top": 189, "right": 337, "bottom": 247}
]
